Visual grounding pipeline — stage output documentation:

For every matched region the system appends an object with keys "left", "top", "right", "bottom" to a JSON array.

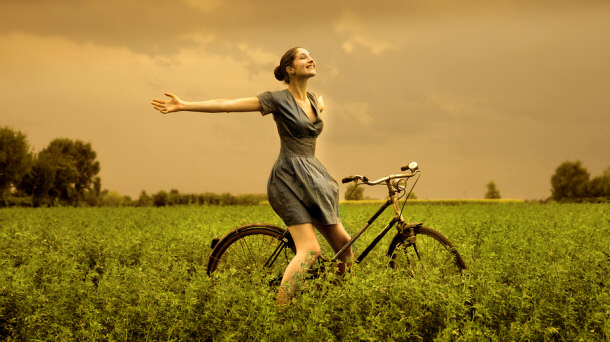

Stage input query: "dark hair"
[{"left": 274, "top": 47, "right": 301, "bottom": 84}]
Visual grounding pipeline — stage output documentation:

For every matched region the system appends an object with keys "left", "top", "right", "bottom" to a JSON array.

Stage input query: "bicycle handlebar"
[
  {"left": 342, "top": 162, "right": 419, "bottom": 185},
  {"left": 341, "top": 175, "right": 368, "bottom": 184},
  {"left": 341, "top": 172, "right": 418, "bottom": 185},
  {"left": 401, "top": 161, "right": 419, "bottom": 172}
]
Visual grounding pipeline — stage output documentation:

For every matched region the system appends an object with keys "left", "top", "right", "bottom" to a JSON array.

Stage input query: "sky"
[{"left": 1, "top": 0, "right": 609, "bottom": 200}]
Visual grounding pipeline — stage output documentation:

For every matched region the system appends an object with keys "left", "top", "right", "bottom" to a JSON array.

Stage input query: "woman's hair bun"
[
  {"left": 274, "top": 47, "right": 301, "bottom": 84},
  {"left": 274, "top": 65, "right": 285, "bottom": 82}
]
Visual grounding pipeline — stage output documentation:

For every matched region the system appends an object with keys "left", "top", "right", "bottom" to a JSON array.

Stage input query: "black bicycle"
[{"left": 206, "top": 162, "right": 466, "bottom": 282}]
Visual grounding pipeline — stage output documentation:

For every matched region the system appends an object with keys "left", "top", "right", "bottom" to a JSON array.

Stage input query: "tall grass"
[{"left": 1, "top": 203, "right": 608, "bottom": 340}]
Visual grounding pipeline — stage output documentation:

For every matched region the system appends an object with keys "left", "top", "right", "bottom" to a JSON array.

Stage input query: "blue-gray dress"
[{"left": 258, "top": 89, "right": 340, "bottom": 226}]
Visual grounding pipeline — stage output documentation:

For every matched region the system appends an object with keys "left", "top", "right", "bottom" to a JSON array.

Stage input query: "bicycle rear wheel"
[
  {"left": 207, "top": 224, "right": 296, "bottom": 284},
  {"left": 387, "top": 225, "right": 466, "bottom": 277}
]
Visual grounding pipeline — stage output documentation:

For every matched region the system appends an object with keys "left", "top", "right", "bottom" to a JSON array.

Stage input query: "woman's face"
[{"left": 288, "top": 48, "right": 316, "bottom": 79}]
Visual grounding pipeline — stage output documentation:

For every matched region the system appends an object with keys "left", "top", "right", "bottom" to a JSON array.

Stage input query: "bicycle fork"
[{"left": 398, "top": 223, "right": 423, "bottom": 259}]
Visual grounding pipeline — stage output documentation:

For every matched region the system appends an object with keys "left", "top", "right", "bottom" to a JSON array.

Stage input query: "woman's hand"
[{"left": 151, "top": 92, "right": 184, "bottom": 114}]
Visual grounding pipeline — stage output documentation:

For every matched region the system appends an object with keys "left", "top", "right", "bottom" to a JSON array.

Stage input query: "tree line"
[
  {"left": 485, "top": 162, "right": 608, "bottom": 202},
  {"left": 100, "top": 189, "right": 267, "bottom": 207},
  {"left": 2, "top": 126, "right": 608, "bottom": 205},
  {"left": 0, "top": 127, "right": 266, "bottom": 207}
]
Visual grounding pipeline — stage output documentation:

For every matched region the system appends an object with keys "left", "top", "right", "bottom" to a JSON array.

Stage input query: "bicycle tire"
[
  {"left": 387, "top": 225, "right": 466, "bottom": 277},
  {"left": 206, "top": 224, "right": 296, "bottom": 283}
]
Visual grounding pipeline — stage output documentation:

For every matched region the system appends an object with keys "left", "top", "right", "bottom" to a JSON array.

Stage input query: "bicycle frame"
[{"left": 331, "top": 177, "right": 418, "bottom": 264}]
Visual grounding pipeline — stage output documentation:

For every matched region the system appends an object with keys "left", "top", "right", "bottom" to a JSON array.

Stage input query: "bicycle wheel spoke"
[
  {"left": 388, "top": 226, "right": 465, "bottom": 277},
  {"left": 208, "top": 226, "right": 296, "bottom": 284},
  {"left": 239, "top": 236, "right": 258, "bottom": 268}
]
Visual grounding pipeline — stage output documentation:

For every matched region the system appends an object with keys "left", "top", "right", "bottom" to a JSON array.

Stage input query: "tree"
[
  {"left": 551, "top": 161, "right": 590, "bottom": 201},
  {"left": 42, "top": 145, "right": 80, "bottom": 204},
  {"left": 18, "top": 138, "right": 100, "bottom": 206},
  {"left": 18, "top": 151, "right": 61, "bottom": 206},
  {"left": 485, "top": 181, "right": 501, "bottom": 199},
  {"left": 136, "top": 190, "right": 152, "bottom": 207},
  {"left": 0, "top": 127, "right": 32, "bottom": 205},
  {"left": 83, "top": 177, "right": 102, "bottom": 206},
  {"left": 587, "top": 166, "right": 610, "bottom": 199},
  {"left": 344, "top": 183, "right": 364, "bottom": 200},
  {"left": 153, "top": 190, "right": 169, "bottom": 207},
  {"left": 43, "top": 139, "right": 100, "bottom": 203},
  {"left": 168, "top": 189, "right": 182, "bottom": 205},
  {"left": 100, "top": 190, "right": 123, "bottom": 207}
]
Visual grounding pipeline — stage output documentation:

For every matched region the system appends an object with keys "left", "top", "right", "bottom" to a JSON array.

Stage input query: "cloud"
[
  {"left": 341, "top": 35, "right": 392, "bottom": 55},
  {"left": 237, "top": 44, "right": 276, "bottom": 66},
  {"left": 0, "top": 0, "right": 208, "bottom": 56},
  {"left": 2, "top": 0, "right": 606, "bottom": 58},
  {"left": 333, "top": 11, "right": 394, "bottom": 55}
]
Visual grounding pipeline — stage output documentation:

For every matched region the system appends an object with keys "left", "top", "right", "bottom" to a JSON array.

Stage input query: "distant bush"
[
  {"left": 3, "top": 195, "right": 33, "bottom": 207},
  {"left": 485, "top": 181, "right": 501, "bottom": 199},
  {"left": 135, "top": 190, "right": 153, "bottom": 207},
  {"left": 344, "top": 183, "right": 364, "bottom": 200},
  {"left": 145, "top": 190, "right": 266, "bottom": 207},
  {"left": 152, "top": 190, "right": 169, "bottom": 207},
  {"left": 100, "top": 190, "right": 132, "bottom": 207}
]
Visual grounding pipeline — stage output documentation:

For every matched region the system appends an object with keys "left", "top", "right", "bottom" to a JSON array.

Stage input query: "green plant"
[{"left": 1, "top": 203, "right": 608, "bottom": 340}]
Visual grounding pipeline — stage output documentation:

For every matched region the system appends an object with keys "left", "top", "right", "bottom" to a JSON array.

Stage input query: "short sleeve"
[{"left": 257, "top": 91, "right": 276, "bottom": 116}]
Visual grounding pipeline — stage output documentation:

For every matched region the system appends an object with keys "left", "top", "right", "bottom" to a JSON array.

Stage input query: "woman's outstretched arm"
[{"left": 151, "top": 93, "right": 262, "bottom": 114}]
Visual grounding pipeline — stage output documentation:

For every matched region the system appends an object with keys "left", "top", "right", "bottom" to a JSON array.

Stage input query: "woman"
[{"left": 151, "top": 47, "right": 353, "bottom": 305}]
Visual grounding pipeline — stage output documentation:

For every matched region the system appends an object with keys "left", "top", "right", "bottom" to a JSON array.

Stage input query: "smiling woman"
[{"left": 151, "top": 47, "right": 353, "bottom": 306}]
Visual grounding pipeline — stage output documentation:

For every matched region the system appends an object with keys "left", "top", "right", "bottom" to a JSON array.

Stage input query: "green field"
[{"left": 1, "top": 203, "right": 608, "bottom": 341}]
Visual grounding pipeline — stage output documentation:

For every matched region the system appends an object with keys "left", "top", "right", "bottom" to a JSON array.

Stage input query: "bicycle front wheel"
[
  {"left": 207, "top": 224, "right": 296, "bottom": 284},
  {"left": 387, "top": 225, "right": 466, "bottom": 277}
]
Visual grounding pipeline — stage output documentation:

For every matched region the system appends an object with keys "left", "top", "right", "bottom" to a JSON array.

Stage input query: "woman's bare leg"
[
  {"left": 277, "top": 223, "right": 321, "bottom": 306},
  {"left": 315, "top": 222, "right": 353, "bottom": 275}
]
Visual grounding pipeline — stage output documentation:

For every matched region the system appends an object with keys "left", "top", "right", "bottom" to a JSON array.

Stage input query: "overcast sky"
[{"left": 2, "top": 0, "right": 609, "bottom": 200}]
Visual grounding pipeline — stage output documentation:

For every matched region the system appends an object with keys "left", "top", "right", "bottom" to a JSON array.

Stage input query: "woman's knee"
[
  {"left": 296, "top": 245, "right": 321, "bottom": 262},
  {"left": 288, "top": 223, "right": 321, "bottom": 258},
  {"left": 316, "top": 223, "right": 351, "bottom": 251}
]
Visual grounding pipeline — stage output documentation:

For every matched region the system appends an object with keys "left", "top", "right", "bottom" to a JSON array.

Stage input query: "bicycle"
[{"left": 206, "top": 162, "right": 467, "bottom": 282}]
